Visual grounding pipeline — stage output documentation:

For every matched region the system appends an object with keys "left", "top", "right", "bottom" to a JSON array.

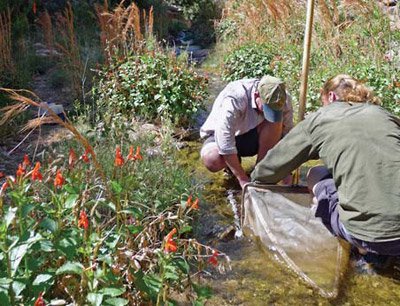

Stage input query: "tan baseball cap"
[{"left": 258, "top": 75, "right": 286, "bottom": 122}]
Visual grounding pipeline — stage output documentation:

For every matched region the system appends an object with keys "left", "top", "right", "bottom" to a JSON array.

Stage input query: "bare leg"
[{"left": 200, "top": 142, "right": 226, "bottom": 172}]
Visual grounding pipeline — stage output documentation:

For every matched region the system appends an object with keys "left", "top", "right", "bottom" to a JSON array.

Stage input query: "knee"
[
  {"left": 201, "top": 150, "right": 225, "bottom": 172},
  {"left": 306, "top": 165, "right": 330, "bottom": 192}
]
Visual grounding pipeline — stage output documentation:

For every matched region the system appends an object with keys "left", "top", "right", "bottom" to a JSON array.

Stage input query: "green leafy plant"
[
  {"left": 0, "top": 90, "right": 229, "bottom": 305},
  {"left": 221, "top": 42, "right": 275, "bottom": 82},
  {"left": 92, "top": 49, "right": 208, "bottom": 127}
]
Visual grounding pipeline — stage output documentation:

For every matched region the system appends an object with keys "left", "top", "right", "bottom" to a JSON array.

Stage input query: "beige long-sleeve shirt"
[{"left": 200, "top": 78, "right": 293, "bottom": 155}]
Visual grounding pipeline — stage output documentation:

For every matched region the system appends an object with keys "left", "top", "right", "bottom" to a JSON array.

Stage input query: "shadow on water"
[{"left": 179, "top": 142, "right": 400, "bottom": 305}]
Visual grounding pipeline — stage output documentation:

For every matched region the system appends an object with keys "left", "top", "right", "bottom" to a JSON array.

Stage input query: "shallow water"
[
  {"left": 179, "top": 142, "right": 400, "bottom": 305},
  {"left": 181, "top": 69, "right": 400, "bottom": 304}
]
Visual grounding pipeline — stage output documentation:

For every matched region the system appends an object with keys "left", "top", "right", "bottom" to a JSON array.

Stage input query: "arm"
[
  {"left": 223, "top": 154, "right": 249, "bottom": 188},
  {"left": 251, "top": 121, "right": 318, "bottom": 183}
]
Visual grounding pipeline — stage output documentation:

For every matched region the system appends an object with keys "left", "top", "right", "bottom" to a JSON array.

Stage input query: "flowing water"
[{"left": 178, "top": 71, "right": 400, "bottom": 305}]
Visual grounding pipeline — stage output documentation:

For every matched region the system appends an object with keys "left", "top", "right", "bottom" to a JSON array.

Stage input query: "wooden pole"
[
  {"left": 298, "top": 0, "right": 315, "bottom": 122},
  {"left": 294, "top": 0, "right": 315, "bottom": 185}
]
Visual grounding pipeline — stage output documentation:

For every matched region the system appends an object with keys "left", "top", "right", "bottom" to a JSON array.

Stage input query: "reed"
[
  {"left": 55, "top": 2, "right": 83, "bottom": 98},
  {"left": 95, "top": 0, "right": 154, "bottom": 60},
  {"left": 0, "top": 8, "right": 14, "bottom": 78},
  {"left": 37, "top": 10, "right": 54, "bottom": 51}
]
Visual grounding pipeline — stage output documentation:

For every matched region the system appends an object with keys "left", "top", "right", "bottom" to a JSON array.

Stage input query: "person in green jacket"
[{"left": 251, "top": 74, "right": 400, "bottom": 256}]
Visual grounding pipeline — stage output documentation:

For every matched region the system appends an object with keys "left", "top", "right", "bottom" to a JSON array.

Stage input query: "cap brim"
[{"left": 263, "top": 104, "right": 283, "bottom": 122}]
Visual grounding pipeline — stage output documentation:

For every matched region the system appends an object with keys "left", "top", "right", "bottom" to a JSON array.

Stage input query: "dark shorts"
[
  {"left": 314, "top": 178, "right": 400, "bottom": 256},
  {"left": 202, "top": 127, "right": 259, "bottom": 157}
]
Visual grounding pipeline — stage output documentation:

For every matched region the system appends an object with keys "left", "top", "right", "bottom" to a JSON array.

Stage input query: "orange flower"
[
  {"left": 396, "top": 82, "right": 400, "bottom": 87},
  {"left": 78, "top": 211, "right": 89, "bottom": 230},
  {"left": 54, "top": 170, "right": 65, "bottom": 188},
  {"left": 115, "top": 148, "right": 124, "bottom": 167},
  {"left": 208, "top": 251, "right": 218, "bottom": 266},
  {"left": 0, "top": 182, "right": 9, "bottom": 196},
  {"left": 167, "top": 228, "right": 177, "bottom": 239},
  {"left": 33, "top": 1, "right": 37, "bottom": 15},
  {"left": 0, "top": 172, "right": 3, "bottom": 178},
  {"left": 34, "top": 292, "right": 45, "bottom": 306},
  {"left": 81, "top": 149, "right": 90, "bottom": 163},
  {"left": 191, "top": 198, "right": 199, "bottom": 210},
  {"left": 165, "top": 239, "right": 177, "bottom": 253},
  {"left": 134, "top": 146, "right": 143, "bottom": 161},
  {"left": 186, "top": 195, "right": 192, "bottom": 206},
  {"left": 16, "top": 164, "right": 26, "bottom": 177},
  {"left": 69, "top": 148, "right": 77, "bottom": 166},
  {"left": 127, "top": 146, "right": 134, "bottom": 160},
  {"left": 164, "top": 228, "right": 178, "bottom": 253},
  {"left": 23, "top": 155, "right": 31, "bottom": 166},
  {"left": 32, "top": 162, "right": 43, "bottom": 181}
]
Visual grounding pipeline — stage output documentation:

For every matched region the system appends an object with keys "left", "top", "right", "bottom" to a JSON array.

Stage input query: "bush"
[
  {"left": 92, "top": 49, "right": 208, "bottom": 127},
  {"left": 221, "top": 42, "right": 276, "bottom": 82}
]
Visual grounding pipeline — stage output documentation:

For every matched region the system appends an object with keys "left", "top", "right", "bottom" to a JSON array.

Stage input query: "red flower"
[
  {"left": 396, "top": 83, "right": 400, "bottom": 87},
  {"left": 208, "top": 251, "right": 218, "bottom": 266},
  {"left": 54, "top": 170, "right": 65, "bottom": 188},
  {"left": 186, "top": 195, "right": 192, "bottom": 206},
  {"left": 127, "top": 146, "right": 134, "bottom": 160},
  {"left": 16, "top": 164, "right": 26, "bottom": 177},
  {"left": 69, "top": 148, "right": 77, "bottom": 166},
  {"left": 165, "top": 239, "right": 177, "bottom": 253},
  {"left": 34, "top": 292, "right": 45, "bottom": 306},
  {"left": 81, "top": 149, "right": 90, "bottom": 163},
  {"left": 23, "top": 155, "right": 31, "bottom": 166},
  {"left": 134, "top": 146, "right": 143, "bottom": 161},
  {"left": 191, "top": 198, "right": 199, "bottom": 210},
  {"left": 32, "top": 162, "right": 43, "bottom": 181},
  {"left": 78, "top": 211, "right": 89, "bottom": 230},
  {"left": 0, "top": 182, "right": 9, "bottom": 196},
  {"left": 115, "top": 148, "right": 124, "bottom": 167},
  {"left": 0, "top": 172, "right": 3, "bottom": 178},
  {"left": 164, "top": 228, "right": 178, "bottom": 253},
  {"left": 33, "top": 1, "right": 37, "bottom": 15}
]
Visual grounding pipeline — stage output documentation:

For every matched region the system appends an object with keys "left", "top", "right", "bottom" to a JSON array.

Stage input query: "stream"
[{"left": 179, "top": 68, "right": 400, "bottom": 305}]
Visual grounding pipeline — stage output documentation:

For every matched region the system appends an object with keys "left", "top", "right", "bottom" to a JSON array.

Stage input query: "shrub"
[
  {"left": 92, "top": 50, "right": 208, "bottom": 127},
  {"left": 221, "top": 42, "right": 276, "bottom": 82}
]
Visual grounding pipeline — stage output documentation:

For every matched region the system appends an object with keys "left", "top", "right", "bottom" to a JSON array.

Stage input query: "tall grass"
[
  {"left": 95, "top": 0, "right": 154, "bottom": 61},
  {"left": 37, "top": 10, "right": 55, "bottom": 51},
  {"left": 0, "top": 8, "right": 14, "bottom": 82},
  {"left": 54, "top": 2, "right": 83, "bottom": 99}
]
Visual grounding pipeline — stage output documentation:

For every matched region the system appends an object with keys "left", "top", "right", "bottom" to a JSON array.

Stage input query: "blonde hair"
[{"left": 322, "top": 74, "right": 381, "bottom": 104}]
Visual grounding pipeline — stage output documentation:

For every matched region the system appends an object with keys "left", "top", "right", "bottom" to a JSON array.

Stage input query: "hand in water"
[{"left": 238, "top": 177, "right": 250, "bottom": 189}]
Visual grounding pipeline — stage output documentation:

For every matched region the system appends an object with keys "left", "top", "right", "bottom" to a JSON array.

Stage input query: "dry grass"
[
  {"left": 0, "top": 8, "right": 14, "bottom": 77},
  {"left": 37, "top": 10, "right": 55, "bottom": 51},
  {"left": 95, "top": 0, "right": 154, "bottom": 60},
  {"left": 55, "top": 2, "right": 83, "bottom": 98},
  {"left": 219, "top": 0, "right": 387, "bottom": 60}
]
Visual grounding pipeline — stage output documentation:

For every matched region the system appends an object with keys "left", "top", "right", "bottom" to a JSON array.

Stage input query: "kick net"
[{"left": 241, "top": 184, "right": 349, "bottom": 298}]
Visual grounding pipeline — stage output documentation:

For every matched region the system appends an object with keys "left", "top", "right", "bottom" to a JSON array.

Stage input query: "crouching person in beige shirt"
[{"left": 200, "top": 75, "right": 293, "bottom": 188}]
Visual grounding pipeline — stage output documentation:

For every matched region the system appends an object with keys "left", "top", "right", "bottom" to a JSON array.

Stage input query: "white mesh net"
[{"left": 242, "top": 184, "right": 349, "bottom": 298}]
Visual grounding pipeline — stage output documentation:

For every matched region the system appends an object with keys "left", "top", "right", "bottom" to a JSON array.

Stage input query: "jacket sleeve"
[{"left": 251, "top": 120, "right": 318, "bottom": 183}]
